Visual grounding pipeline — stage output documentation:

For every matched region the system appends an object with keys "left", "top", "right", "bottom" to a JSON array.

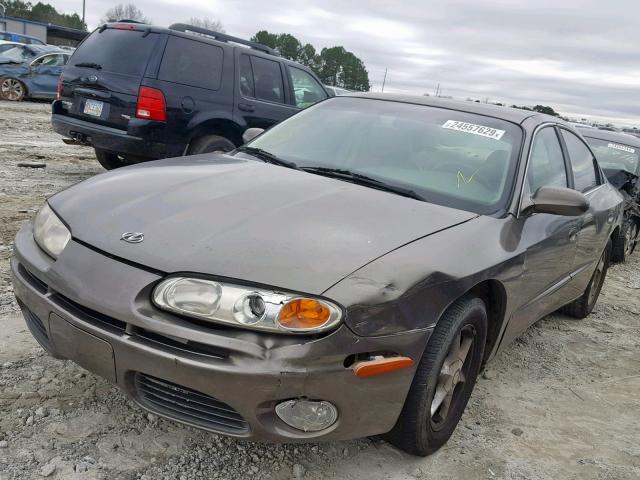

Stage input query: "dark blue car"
[{"left": 0, "top": 44, "right": 69, "bottom": 101}]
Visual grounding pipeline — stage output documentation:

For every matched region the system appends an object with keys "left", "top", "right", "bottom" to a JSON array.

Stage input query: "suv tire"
[
  {"left": 561, "top": 240, "right": 611, "bottom": 319},
  {"left": 385, "top": 295, "right": 487, "bottom": 456},
  {"left": 187, "top": 135, "right": 236, "bottom": 155},
  {"left": 95, "top": 149, "right": 125, "bottom": 170}
]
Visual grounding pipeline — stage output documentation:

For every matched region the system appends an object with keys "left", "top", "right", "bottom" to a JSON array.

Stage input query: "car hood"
[{"left": 49, "top": 155, "right": 477, "bottom": 294}]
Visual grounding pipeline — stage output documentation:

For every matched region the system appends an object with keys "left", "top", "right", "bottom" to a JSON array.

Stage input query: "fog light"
[{"left": 275, "top": 399, "right": 338, "bottom": 432}]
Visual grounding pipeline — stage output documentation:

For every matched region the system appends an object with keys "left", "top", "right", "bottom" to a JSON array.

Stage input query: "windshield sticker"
[
  {"left": 442, "top": 120, "right": 506, "bottom": 140},
  {"left": 457, "top": 169, "right": 479, "bottom": 189},
  {"left": 607, "top": 143, "right": 636, "bottom": 154}
]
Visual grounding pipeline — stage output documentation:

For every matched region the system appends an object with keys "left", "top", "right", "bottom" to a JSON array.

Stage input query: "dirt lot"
[{"left": 0, "top": 100, "right": 639, "bottom": 480}]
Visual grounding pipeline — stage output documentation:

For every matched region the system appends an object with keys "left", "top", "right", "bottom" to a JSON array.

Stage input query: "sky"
[{"left": 51, "top": 0, "right": 639, "bottom": 127}]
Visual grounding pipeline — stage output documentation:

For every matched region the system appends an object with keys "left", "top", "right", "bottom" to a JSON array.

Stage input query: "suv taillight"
[
  {"left": 56, "top": 75, "right": 63, "bottom": 100},
  {"left": 136, "top": 86, "right": 166, "bottom": 121}
]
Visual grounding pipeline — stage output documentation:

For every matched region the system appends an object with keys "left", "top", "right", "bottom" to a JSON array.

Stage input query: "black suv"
[{"left": 52, "top": 23, "right": 329, "bottom": 169}]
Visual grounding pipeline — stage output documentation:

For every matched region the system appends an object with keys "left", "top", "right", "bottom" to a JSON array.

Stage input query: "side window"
[
  {"left": 34, "top": 54, "right": 66, "bottom": 67},
  {"left": 527, "top": 127, "right": 568, "bottom": 193},
  {"left": 561, "top": 130, "right": 599, "bottom": 192},
  {"left": 249, "top": 56, "right": 284, "bottom": 103},
  {"left": 288, "top": 67, "right": 327, "bottom": 108},
  {"left": 239, "top": 54, "right": 254, "bottom": 97},
  {"left": 158, "top": 37, "right": 223, "bottom": 90}
]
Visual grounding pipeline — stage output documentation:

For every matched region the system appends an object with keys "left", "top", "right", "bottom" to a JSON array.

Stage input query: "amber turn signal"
[
  {"left": 352, "top": 357, "right": 415, "bottom": 378},
  {"left": 277, "top": 298, "right": 331, "bottom": 330}
]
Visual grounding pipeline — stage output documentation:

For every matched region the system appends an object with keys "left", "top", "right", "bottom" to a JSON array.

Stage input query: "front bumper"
[{"left": 11, "top": 224, "right": 431, "bottom": 442}]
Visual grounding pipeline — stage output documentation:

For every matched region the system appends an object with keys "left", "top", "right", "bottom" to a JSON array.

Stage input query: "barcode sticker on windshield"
[
  {"left": 442, "top": 120, "right": 505, "bottom": 140},
  {"left": 607, "top": 143, "right": 635, "bottom": 154}
]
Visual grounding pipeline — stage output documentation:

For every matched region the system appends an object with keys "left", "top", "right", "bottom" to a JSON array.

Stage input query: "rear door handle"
[{"left": 238, "top": 103, "right": 254, "bottom": 112}]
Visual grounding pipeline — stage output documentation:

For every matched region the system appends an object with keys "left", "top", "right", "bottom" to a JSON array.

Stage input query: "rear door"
[
  {"left": 559, "top": 128, "right": 618, "bottom": 295},
  {"left": 234, "top": 50, "right": 297, "bottom": 130},
  {"left": 28, "top": 53, "right": 69, "bottom": 96},
  {"left": 61, "top": 27, "right": 162, "bottom": 130}
]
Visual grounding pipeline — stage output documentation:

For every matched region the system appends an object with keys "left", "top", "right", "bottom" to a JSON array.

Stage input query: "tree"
[
  {"left": 187, "top": 17, "right": 225, "bottom": 33},
  {"left": 317, "top": 46, "right": 370, "bottom": 91},
  {"left": 100, "top": 3, "right": 150, "bottom": 24},
  {"left": 250, "top": 30, "right": 370, "bottom": 91},
  {"left": 4, "top": 1, "right": 86, "bottom": 30}
]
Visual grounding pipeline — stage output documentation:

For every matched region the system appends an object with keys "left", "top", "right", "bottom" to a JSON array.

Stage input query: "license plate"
[{"left": 83, "top": 99, "right": 104, "bottom": 117}]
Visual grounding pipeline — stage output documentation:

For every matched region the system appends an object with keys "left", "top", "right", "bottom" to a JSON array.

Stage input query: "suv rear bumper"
[{"left": 51, "top": 101, "right": 185, "bottom": 160}]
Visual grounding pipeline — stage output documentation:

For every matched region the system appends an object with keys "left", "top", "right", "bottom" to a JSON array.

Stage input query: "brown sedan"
[{"left": 11, "top": 94, "right": 623, "bottom": 455}]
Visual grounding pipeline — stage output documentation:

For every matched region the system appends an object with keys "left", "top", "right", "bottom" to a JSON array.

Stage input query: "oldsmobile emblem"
[{"left": 121, "top": 232, "right": 144, "bottom": 243}]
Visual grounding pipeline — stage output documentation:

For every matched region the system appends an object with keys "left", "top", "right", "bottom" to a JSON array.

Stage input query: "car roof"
[
  {"left": 343, "top": 92, "right": 564, "bottom": 126},
  {"left": 577, "top": 127, "right": 640, "bottom": 148}
]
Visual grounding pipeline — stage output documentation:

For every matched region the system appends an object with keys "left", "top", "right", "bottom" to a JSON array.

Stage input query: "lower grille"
[
  {"left": 134, "top": 373, "right": 249, "bottom": 434},
  {"left": 22, "top": 306, "right": 51, "bottom": 350}
]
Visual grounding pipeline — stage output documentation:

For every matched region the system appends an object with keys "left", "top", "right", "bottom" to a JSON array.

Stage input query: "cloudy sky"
[{"left": 53, "top": 0, "right": 639, "bottom": 127}]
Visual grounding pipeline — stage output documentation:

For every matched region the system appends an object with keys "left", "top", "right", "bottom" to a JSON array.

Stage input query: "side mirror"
[
  {"left": 242, "top": 127, "right": 264, "bottom": 144},
  {"left": 522, "top": 186, "right": 589, "bottom": 216}
]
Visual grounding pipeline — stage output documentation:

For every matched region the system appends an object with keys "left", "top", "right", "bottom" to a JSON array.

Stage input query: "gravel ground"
[{"left": 0, "top": 100, "right": 639, "bottom": 480}]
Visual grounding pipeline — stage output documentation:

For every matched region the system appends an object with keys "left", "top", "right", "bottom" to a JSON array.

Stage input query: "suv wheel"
[
  {"left": 1, "top": 77, "right": 26, "bottom": 101},
  {"left": 187, "top": 135, "right": 236, "bottom": 155},
  {"left": 385, "top": 295, "right": 487, "bottom": 456},
  {"left": 561, "top": 240, "right": 611, "bottom": 319},
  {"left": 95, "top": 149, "right": 126, "bottom": 170}
]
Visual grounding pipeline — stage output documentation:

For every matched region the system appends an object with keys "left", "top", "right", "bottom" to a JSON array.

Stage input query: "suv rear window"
[
  {"left": 158, "top": 36, "right": 223, "bottom": 90},
  {"left": 70, "top": 29, "right": 159, "bottom": 77}
]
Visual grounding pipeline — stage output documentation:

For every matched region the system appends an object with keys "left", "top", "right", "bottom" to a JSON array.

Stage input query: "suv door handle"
[{"left": 238, "top": 103, "right": 254, "bottom": 112}]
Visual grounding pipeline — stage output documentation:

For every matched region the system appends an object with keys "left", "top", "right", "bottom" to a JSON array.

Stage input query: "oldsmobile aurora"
[{"left": 11, "top": 95, "right": 623, "bottom": 455}]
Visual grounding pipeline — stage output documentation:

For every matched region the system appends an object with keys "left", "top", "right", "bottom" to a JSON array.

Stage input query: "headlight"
[
  {"left": 152, "top": 277, "right": 342, "bottom": 334},
  {"left": 33, "top": 202, "right": 71, "bottom": 259}
]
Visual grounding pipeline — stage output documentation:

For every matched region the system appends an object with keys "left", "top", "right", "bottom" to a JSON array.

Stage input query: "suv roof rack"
[{"left": 169, "top": 23, "right": 279, "bottom": 56}]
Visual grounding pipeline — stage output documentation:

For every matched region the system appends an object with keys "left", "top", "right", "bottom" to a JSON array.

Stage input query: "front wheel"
[
  {"left": 1, "top": 77, "right": 26, "bottom": 101},
  {"left": 385, "top": 295, "right": 487, "bottom": 456},
  {"left": 561, "top": 240, "right": 611, "bottom": 319}
]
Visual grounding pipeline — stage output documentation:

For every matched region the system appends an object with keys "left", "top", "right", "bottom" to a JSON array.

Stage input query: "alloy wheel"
[
  {"left": 1, "top": 79, "right": 24, "bottom": 101},
  {"left": 430, "top": 325, "right": 476, "bottom": 430}
]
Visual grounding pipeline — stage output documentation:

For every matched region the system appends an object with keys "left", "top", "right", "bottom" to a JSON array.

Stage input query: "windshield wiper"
[
  {"left": 235, "top": 146, "right": 298, "bottom": 169},
  {"left": 301, "top": 167, "right": 425, "bottom": 201},
  {"left": 74, "top": 62, "right": 102, "bottom": 70}
]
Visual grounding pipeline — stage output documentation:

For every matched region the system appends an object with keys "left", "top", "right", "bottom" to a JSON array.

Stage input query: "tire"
[
  {"left": 187, "top": 135, "right": 236, "bottom": 155},
  {"left": 561, "top": 240, "right": 611, "bottom": 319},
  {"left": 385, "top": 295, "right": 488, "bottom": 456},
  {"left": 1, "top": 77, "right": 26, "bottom": 101},
  {"left": 612, "top": 219, "right": 639, "bottom": 262},
  {"left": 94, "top": 149, "right": 126, "bottom": 170}
]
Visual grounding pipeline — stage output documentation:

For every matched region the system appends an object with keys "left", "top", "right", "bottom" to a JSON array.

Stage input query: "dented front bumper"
[{"left": 11, "top": 224, "right": 431, "bottom": 441}]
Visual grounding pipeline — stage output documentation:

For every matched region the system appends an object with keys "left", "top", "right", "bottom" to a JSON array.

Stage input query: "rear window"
[
  {"left": 158, "top": 36, "right": 223, "bottom": 90},
  {"left": 70, "top": 29, "right": 159, "bottom": 77}
]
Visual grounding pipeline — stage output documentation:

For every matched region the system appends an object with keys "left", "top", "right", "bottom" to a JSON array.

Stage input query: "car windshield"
[
  {"left": 583, "top": 137, "right": 640, "bottom": 175},
  {"left": 247, "top": 97, "right": 523, "bottom": 214}
]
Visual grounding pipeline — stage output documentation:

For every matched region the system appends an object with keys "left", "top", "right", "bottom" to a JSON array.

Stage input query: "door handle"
[{"left": 238, "top": 103, "right": 254, "bottom": 112}]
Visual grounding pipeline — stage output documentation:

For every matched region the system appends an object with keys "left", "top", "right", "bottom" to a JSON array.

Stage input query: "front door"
[
  {"left": 234, "top": 51, "right": 298, "bottom": 132},
  {"left": 508, "top": 126, "right": 581, "bottom": 336}
]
